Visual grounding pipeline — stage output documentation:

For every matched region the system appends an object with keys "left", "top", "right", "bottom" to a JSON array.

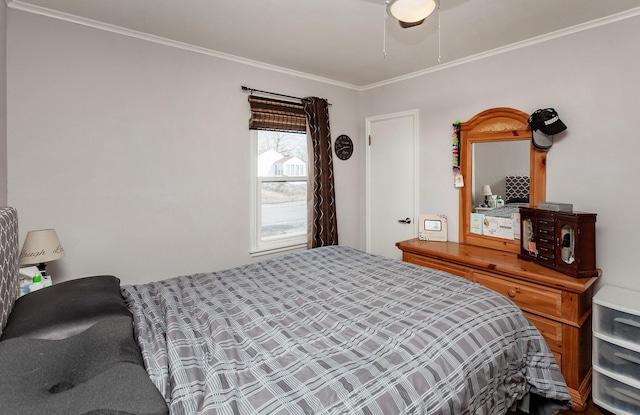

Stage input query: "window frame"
[{"left": 250, "top": 130, "right": 308, "bottom": 256}]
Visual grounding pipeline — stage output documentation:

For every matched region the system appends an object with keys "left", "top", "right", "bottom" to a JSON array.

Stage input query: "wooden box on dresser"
[
  {"left": 518, "top": 207, "right": 598, "bottom": 278},
  {"left": 396, "top": 239, "right": 600, "bottom": 412}
]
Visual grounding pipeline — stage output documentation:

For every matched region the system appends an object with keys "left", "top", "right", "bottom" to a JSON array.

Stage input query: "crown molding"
[
  {"left": 361, "top": 7, "right": 640, "bottom": 91},
  {"left": 7, "top": 1, "right": 640, "bottom": 92},
  {"left": 6, "top": 0, "right": 360, "bottom": 91}
]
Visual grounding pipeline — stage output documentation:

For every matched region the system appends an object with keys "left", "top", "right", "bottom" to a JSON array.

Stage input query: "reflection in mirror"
[
  {"left": 560, "top": 225, "right": 575, "bottom": 264},
  {"left": 458, "top": 107, "right": 546, "bottom": 254},
  {"left": 522, "top": 218, "right": 533, "bottom": 252},
  {"left": 472, "top": 141, "right": 530, "bottom": 208}
]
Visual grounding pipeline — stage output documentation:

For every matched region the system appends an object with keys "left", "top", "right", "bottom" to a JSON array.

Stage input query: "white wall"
[
  {"left": 7, "top": 9, "right": 640, "bottom": 292},
  {"left": 7, "top": 10, "right": 364, "bottom": 284},
  {"left": 360, "top": 15, "right": 640, "bottom": 291}
]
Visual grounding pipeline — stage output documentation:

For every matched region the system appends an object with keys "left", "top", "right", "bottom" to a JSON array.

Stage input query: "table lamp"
[
  {"left": 19, "top": 229, "right": 65, "bottom": 276},
  {"left": 481, "top": 185, "right": 492, "bottom": 207}
]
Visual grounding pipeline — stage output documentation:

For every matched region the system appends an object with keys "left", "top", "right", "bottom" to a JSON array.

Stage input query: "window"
[{"left": 251, "top": 130, "right": 308, "bottom": 254}]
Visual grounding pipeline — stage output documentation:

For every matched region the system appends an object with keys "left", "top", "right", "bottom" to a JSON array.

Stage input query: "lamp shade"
[
  {"left": 387, "top": 0, "right": 438, "bottom": 24},
  {"left": 19, "top": 229, "right": 65, "bottom": 266},
  {"left": 482, "top": 185, "right": 493, "bottom": 196}
]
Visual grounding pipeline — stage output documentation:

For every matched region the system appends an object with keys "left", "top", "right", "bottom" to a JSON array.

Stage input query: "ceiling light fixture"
[{"left": 387, "top": 0, "right": 439, "bottom": 28}]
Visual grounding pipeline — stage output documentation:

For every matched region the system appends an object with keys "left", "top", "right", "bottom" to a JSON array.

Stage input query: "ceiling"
[{"left": 7, "top": 0, "right": 640, "bottom": 88}]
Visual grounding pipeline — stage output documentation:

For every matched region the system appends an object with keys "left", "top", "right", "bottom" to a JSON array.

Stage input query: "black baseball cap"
[{"left": 528, "top": 108, "right": 567, "bottom": 135}]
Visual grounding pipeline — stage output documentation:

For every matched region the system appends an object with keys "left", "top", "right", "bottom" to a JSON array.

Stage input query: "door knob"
[{"left": 398, "top": 218, "right": 412, "bottom": 224}]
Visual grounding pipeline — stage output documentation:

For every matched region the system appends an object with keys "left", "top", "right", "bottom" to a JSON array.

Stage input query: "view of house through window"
[{"left": 255, "top": 130, "right": 308, "bottom": 250}]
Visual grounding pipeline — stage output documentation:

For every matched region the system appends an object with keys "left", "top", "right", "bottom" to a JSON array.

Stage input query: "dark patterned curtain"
[{"left": 302, "top": 97, "right": 338, "bottom": 248}]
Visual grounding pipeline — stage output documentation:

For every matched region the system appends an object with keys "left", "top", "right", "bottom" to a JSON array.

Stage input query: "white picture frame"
[{"left": 418, "top": 214, "right": 448, "bottom": 242}]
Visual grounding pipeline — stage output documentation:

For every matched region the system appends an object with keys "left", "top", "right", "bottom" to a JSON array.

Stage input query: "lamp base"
[{"left": 36, "top": 262, "right": 48, "bottom": 276}]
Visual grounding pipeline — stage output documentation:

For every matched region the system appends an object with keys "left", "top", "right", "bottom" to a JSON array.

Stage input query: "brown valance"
[{"left": 248, "top": 95, "right": 307, "bottom": 133}]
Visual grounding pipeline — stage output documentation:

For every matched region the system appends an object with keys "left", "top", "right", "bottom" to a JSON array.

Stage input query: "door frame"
[{"left": 365, "top": 109, "right": 419, "bottom": 254}]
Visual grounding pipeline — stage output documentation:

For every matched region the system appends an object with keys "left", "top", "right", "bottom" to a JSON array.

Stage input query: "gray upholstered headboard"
[{"left": 0, "top": 207, "right": 19, "bottom": 337}]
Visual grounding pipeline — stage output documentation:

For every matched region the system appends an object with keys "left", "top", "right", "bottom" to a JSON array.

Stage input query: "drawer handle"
[
  {"left": 612, "top": 386, "right": 640, "bottom": 404},
  {"left": 614, "top": 352, "right": 640, "bottom": 366},
  {"left": 614, "top": 317, "right": 640, "bottom": 329},
  {"left": 508, "top": 290, "right": 516, "bottom": 298}
]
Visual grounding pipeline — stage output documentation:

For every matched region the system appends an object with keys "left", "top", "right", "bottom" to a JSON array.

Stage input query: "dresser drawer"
[
  {"left": 474, "top": 272, "right": 563, "bottom": 318},
  {"left": 536, "top": 216, "right": 555, "bottom": 232},
  {"left": 536, "top": 243, "right": 556, "bottom": 265},
  {"left": 524, "top": 311, "right": 563, "bottom": 351},
  {"left": 403, "top": 253, "right": 472, "bottom": 280}
]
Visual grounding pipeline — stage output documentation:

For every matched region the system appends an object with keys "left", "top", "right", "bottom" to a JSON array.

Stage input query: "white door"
[{"left": 366, "top": 110, "right": 418, "bottom": 259}]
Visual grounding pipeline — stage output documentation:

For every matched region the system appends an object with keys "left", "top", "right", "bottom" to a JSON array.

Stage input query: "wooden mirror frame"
[{"left": 459, "top": 107, "right": 547, "bottom": 253}]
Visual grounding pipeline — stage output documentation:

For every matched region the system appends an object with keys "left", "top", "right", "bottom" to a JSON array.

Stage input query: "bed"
[
  {"left": 483, "top": 203, "right": 528, "bottom": 219},
  {"left": 0, "top": 206, "right": 571, "bottom": 414},
  {"left": 122, "top": 245, "right": 571, "bottom": 414}
]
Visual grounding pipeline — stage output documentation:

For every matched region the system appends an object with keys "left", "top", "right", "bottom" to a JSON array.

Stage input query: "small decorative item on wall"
[
  {"left": 452, "top": 120, "right": 460, "bottom": 172},
  {"left": 334, "top": 134, "right": 353, "bottom": 160},
  {"left": 452, "top": 120, "right": 463, "bottom": 188}
]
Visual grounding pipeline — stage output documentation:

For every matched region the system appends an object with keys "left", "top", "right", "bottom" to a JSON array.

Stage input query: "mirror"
[
  {"left": 472, "top": 141, "right": 530, "bottom": 208},
  {"left": 459, "top": 107, "right": 546, "bottom": 253}
]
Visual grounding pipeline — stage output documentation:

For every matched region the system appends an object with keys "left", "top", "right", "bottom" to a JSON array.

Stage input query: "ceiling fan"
[{"left": 386, "top": 0, "right": 439, "bottom": 28}]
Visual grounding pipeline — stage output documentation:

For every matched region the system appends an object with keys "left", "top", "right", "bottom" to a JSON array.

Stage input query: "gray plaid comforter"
[{"left": 122, "top": 246, "right": 570, "bottom": 415}]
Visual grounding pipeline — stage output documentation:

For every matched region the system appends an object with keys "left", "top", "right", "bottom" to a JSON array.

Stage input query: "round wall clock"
[{"left": 334, "top": 134, "right": 353, "bottom": 160}]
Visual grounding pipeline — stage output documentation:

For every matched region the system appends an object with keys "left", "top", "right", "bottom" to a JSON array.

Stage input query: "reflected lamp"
[{"left": 482, "top": 185, "right": 493, "bottom": 207}]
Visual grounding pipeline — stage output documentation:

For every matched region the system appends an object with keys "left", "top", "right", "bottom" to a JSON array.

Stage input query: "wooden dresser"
[{"left": 396, "top": 238, "right": 599, "bottom": 411}]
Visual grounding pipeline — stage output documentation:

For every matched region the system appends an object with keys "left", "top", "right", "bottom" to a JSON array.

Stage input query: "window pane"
[
  {"left": 257, "top": 131, "right": 308, "bottom": 178},
  {"left": 261, "top": 182, "right": 307, "bottom": 240},
  {"left": 252, "top": 129, "right": 309, "bottom": 253}
]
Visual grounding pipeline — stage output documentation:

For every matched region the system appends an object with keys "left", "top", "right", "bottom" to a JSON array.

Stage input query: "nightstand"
[{"left": 19, "top": 275, "right": 52, "bottom": 297}]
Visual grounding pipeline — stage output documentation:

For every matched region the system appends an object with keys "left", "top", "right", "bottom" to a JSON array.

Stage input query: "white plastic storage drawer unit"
[{"left": 593, "top": 285, "right": 640, "bottom": 414}]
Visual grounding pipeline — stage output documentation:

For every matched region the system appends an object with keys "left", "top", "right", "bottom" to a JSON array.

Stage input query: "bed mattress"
[{"left": 122, "top": 246, "right": 570, "bottom": 415}]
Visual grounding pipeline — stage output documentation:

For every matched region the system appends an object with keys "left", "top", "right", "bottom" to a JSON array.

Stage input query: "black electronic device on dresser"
[{"left": 519, "top": 206, "right": 598, "bottom": 278}]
